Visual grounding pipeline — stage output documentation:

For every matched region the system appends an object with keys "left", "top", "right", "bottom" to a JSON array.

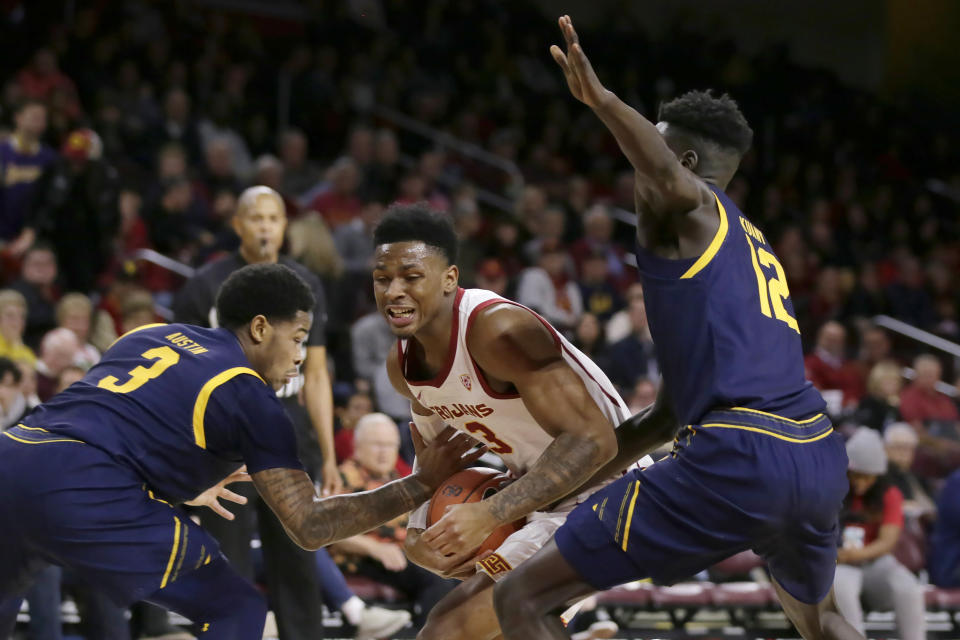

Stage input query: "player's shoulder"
[{"left": 465, "top": 297, "right": 559, "bottom": 364}]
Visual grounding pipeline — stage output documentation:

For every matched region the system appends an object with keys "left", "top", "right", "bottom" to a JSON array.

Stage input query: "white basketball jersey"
[{"left": 400, "top": 288, "right": 631, "bottom": 476}]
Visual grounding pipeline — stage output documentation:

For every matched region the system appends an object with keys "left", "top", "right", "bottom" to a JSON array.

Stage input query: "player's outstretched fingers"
[
  {"left": 219, "top": 488, "right": 247, "bottom": 505},
  {"left": 561, "top": 15, "right": 580, "bottom": 46}
]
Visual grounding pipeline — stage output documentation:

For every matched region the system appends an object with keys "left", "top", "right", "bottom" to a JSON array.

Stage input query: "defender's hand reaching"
[
  {"left": 411, "top": 425, "right": 487, "bottom": 492},
  {"left": 550, "top": 15, "right": 611, "bottom": 109},
  {"left": 186, "top": 466, "right": 251, "bottom": 520}
]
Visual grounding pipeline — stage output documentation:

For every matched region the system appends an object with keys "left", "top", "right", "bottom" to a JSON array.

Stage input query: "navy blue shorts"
[
  {"left": 0, "top": 426, "right": 221, "bottom": 605},
  {"left": 555, "top": 408, "right": 848, "bottom": 604}
]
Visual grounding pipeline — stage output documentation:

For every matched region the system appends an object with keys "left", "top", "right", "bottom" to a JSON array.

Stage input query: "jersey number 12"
[
  {"left": 745, "top": 235, "right": 800, "bottom": 334},
  {"left": 98, "top": 346, "right": 181, "bottom": 393}
]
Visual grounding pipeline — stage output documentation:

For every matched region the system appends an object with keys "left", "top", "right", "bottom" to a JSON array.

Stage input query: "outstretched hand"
[
  {"left": 186, "top": 466, "right": 251, "bottom": 520},
  {"left": 550, "top": 15, "right": 610, "bottom": 109},
  {"left": 412, "top": 425, "right": 487, "bottom": 492}
]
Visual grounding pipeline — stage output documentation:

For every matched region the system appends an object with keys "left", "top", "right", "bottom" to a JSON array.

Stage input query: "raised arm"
[
  {"left": 252, "top": 425, "right": 485, "bottom": 551},
  {"left": 421, "top": 304, "right": 617, "bottom": 557},
  {"left": 551, "top": 15, "right": 704, "bottom": 218}
]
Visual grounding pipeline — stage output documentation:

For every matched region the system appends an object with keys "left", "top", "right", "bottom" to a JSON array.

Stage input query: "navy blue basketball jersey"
[
  {"left": 635, "top": 185, "right": 825, "bottom": 425},
  {"left": 20, "top": 324, "right": 302, "bottom": 503}
]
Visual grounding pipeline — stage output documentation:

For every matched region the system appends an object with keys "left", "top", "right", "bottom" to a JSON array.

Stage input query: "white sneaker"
[
  {"left": 354, "top": 606, "right": 411, "bottom": 640},
  {"left": 570, "top": 620, "right": 619, "bottom": 640}
]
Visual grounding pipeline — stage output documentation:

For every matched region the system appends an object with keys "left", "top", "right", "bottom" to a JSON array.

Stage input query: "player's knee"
[
  {"left": 493, "top": 578, "right": 537, "bottom": 630},
  {"left": 417, "top": 605, "right": 476, "bottom": 640}
]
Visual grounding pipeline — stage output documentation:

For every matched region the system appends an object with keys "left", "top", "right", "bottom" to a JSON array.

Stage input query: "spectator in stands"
[
  {"left": 522, "top": 205, "right": 566, "bottom": 265},
  {"left": 0, "top": 289, "right": 35, "bottom": 364},
  {"left": 0, "top": 100, "right": 56, "bottom": 255},
  {"left": 148, "top": 88, "right": 203, "bottom": 167},
  {"left": 601, "top": 290, "right": 657, "bottom": 392},
  {"left": 34, "top": 327, "right": 79, "bottom": 402},
  {"left": 55, "top": 293, "right": 100, "bottom": 369},
  {"left": 804, "top": 321, "right": 863, "bottom": 414},
  {"left": 331, "top": 413, "right": 455, "bottom": 627},
  {"left": 311, "top": 157, "right": 363, "bottom": 230},
  {"left": 28, "top": 129, "right": 119, "bottom": 293},
  {"left": 883, "top": 423, "right": 935, "bottom": 518},
  {"left": 627, "top": 377, "right": 659, "bottom": 414},
  {"left": 197, "top": 136, "right": 244, "bottom": 203},
  {"left": 333, "top": 199, "right": 384, "bottom": 274},
  {"left": 834, "top": 427, "right": 926, "bottom": 640},
  {"left": 516, "top": 240, "right": 581, "bottom": 334},
  {"left": 16, "top": 48, "right": 79, "bottom": 116},
  {"left": 577, "top": 249, "right": 623, "bottom": 324},
  {"left": 286, "top": 210, "right": 343, "bottom": 281},
  {"left": 254, "top": 154, "right": 298, "bottom": 217},
  {"left": 899, "top": 353, "right": 960, "bottom": 476},
  {"left": 852, "top": 360, "right": 903, "bottom": 432},
  {"left": 886, "top": 255, "right": 936, "bottom": 330},
  {"left": 143, "top": 176, "right": 211, "bottom": 264},
  {"left": 900, "top": 354, "right": 958, "bottom": 428},
  {"left": 0, "top": 357, "right": 26, "bottom": 430},
  {"left": 850, "top": 326, "right": 893, "bottom": 391},
  {"left": 474, "top": 258, "right": 510, "bottom": 298},
  {"left": 361, "top": 129, "right": 400, "bottom": 203},
  {"left": 929, "top": 469, "right": 960, "bottom": 588},
  {"left": 55, "top": 364, "right": 85, "bottom": 392},
  {"left": 118, "top": 289, "right": 158, "bottom": 334},
  {"left": 605, "top": 283, "right": 643, "bottom": 344},
  {"left": 279, "top": 128, "right": 322, "bottom": 200},
  {"left": 8, "top": 243, "right": 58, "bottom": 348},
  {"left": 570, "top": 205, "right": 629, "bottom": 291},
  {"left": 571, "top": 312, "right": 605, "bottom": 361},
  {"left": 333, "top": 391, "right": 375, "bottom": 464}
]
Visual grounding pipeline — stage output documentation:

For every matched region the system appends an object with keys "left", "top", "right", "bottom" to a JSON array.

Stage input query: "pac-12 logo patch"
[{"left": 460, "top": 374, "right": 472, "bottom": 391}]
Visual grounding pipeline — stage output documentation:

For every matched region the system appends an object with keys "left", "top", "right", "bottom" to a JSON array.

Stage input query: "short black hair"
[
  {"left": 372, "top": 202, "right": 458, "bottom": 265},
  {"left": 0, "top": 357, "right": 21, "bottom": 384},
  {"left": 216, "top": 264, "right": 315, "bottom": 331},
  {"left": 657, "top": 90, "right": 753, "bottom": 155}
]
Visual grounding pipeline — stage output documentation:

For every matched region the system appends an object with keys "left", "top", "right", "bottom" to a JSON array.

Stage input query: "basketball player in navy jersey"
[
  {"left": 493, "top": 17, "right": 863, "bottom": 640},
  {"left": 0, "top": 264, "right": 484, "bottom": 640}
]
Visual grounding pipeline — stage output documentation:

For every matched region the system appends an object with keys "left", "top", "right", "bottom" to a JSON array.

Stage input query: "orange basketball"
[{"left": 427, "top": 467, "right": 524, "bottom": 556}]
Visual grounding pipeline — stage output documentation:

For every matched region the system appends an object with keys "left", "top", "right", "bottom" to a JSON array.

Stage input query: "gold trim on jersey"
[
  {"left": 620, "top": 480, "right": 642, "bottom": 552},
  {"left": 2, "top": 431, "right": 83, "bottom": 445},
  {"left": 728, "top": 406, "right": 824, "bottom": 425},
  {"left": 699, "top": 422, "right": 834, "bottom": 443},
  {"left": 106, "top": 323, "right": 168, "bottom": 350},
  {"left": 680, "top": 193, "right": 728, "bottom": 279},
  {"left": 192, "top": 367, "right": 264, "bottom": 448},
  {"left": 160, "top": 516, "right": 182, "bottom": 589}
]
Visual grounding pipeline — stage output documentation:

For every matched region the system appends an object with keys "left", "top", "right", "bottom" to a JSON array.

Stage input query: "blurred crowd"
[{"left": 1, "top": 0, "right": 959, "bottom": 637}]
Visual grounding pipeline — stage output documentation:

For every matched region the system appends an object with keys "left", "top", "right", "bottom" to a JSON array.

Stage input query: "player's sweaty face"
[
  {"left": 373, "top": 242, "right": 453, "bottom": 338},
  {"left": 262, "top": 310, "right": 311, "bottom": 389}
]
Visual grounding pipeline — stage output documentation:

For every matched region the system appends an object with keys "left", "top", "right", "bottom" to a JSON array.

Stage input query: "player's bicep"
[{"left": 470, "top": 306, "right": 612, "bottom": 440}]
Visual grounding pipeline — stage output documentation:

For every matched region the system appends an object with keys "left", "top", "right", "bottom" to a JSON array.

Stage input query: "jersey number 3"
[
  {"left": 98, "top": 346, "right": 181, "bottom": 393},
  {"left": 464, "top": 421, "right": 514, "bottom": 455},
  {"left": 745, "top": 235, "right": 800, "bottom": 334}
]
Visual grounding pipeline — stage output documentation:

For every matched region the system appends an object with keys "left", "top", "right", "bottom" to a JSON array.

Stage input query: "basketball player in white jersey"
[{"left": 373, "top": 203, "right": 648, "bottom": 640}]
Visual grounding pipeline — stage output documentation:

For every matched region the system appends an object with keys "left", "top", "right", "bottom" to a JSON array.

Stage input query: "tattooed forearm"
[
  {"left": 253, "top": 468, "right": 432, "bottom": 550},
  {"left": 483, "top": 432, "right": 605, "bottom": 524}
]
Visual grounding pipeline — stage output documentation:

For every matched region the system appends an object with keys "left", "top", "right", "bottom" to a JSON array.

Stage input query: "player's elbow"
[{"left": 591, "top": 426, "right": 618, "bottom": 466}]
